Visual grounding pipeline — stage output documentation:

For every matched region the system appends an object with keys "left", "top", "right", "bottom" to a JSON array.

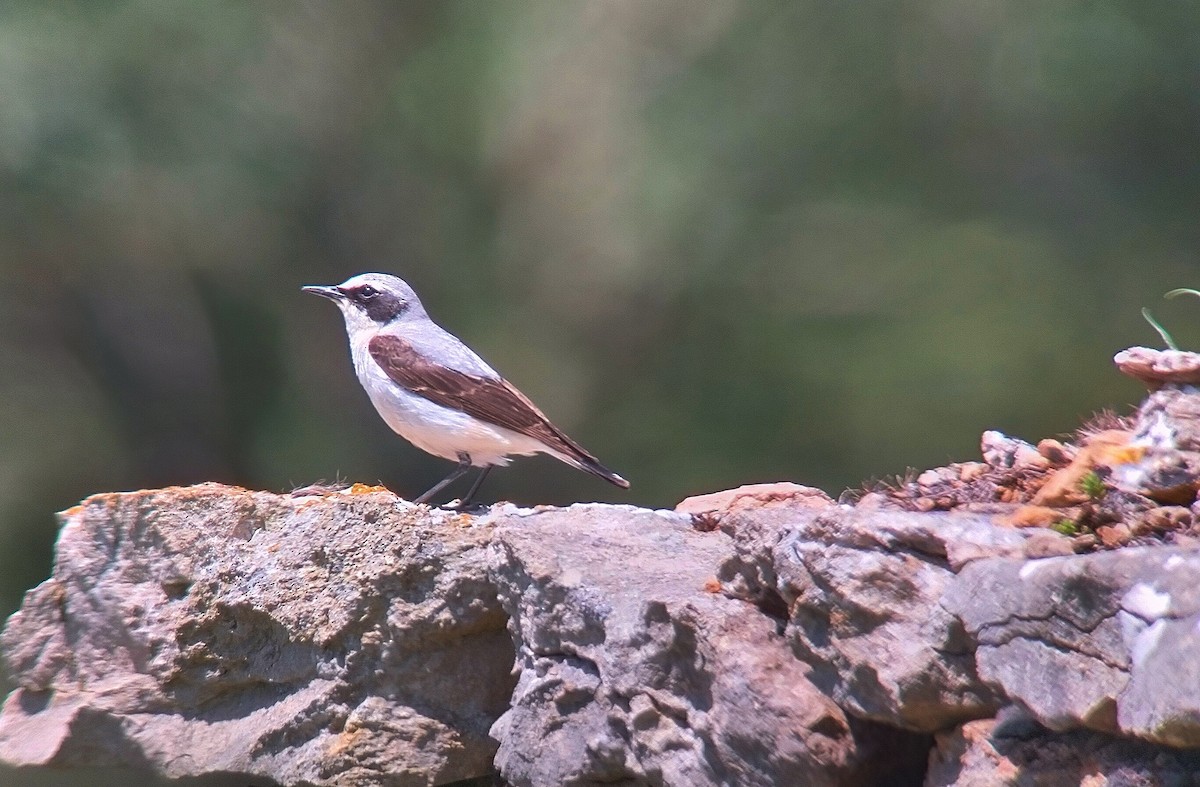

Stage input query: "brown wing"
[{"left": 368, "top": 334, "right": 628, "bottom": 488}]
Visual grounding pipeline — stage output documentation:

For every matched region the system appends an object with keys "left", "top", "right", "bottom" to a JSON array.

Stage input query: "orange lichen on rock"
[
  {"left": 1031, "top": 430, "right": 1133, "bottom": 507},
  {"left": 347, "top": 483, "right": 390, "bottom": 495},
  {"left": 1004, "top": 505, "right": 1074, "bottom": 529}
]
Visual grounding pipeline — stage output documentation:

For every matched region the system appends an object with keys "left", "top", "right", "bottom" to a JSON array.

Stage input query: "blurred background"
[{"left": 2, "top": 1, "right": 1200, "bottom": 770}]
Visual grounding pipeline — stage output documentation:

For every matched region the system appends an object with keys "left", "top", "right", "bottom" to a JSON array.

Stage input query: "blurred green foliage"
[{"left": 2, "top": 3, "right": 1199, "bottom": 768}]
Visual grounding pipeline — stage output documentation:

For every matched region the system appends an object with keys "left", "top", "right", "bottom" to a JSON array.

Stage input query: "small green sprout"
[
  {"left": 1142, "top": 288, "right": 1200, "bottom": 351},
  {"left": 1079, "top": 470, "right": 1106, "bottom": 500},
  {"left": 1051, "top": 519, "right": 1079, "bottom": 536}
]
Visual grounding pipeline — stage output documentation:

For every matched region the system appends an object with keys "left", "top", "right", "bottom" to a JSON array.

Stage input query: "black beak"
[{"left": 302, "top": 285, "right": 345, "bottom": 301}]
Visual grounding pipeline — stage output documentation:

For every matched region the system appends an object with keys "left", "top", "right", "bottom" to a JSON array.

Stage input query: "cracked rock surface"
[
  {"left": 709, "top": 502, "right": 1031, "bottom": 732},
  {"left": 488, "top": 504, "right": 927, "bottom": 786},
  {"left": 946, "top": 547, "right": 1200, "bottom": 746},
  {"left": 7, "top": 402, "right": 1200, "bottom": 787},
  {"left": 0, "top": 484, "right": 512, "bottom": 786}
]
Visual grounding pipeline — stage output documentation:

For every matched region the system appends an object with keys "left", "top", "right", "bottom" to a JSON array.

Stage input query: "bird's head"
[{"left": 303, "top": 273, "right": 425, "bottom": 334}]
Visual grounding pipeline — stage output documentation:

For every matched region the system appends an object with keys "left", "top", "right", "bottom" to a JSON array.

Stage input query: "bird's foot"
[{"left": 440, "top": 499, "right": 491, "bottom": 515}]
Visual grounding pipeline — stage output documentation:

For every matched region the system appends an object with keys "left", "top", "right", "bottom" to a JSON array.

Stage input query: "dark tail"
[
  {"left": 555, "top": 448, "right": 630, "bottom": 489},
  {"left": 574, "top": 455, "right": 631, "bottom": 489},
  {"left": 542, "top": 422, "right": 630, "bottom": 489}
]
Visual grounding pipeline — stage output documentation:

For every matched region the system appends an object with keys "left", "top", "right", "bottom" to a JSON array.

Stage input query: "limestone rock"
[
  {"left": 945, "top": 547, "right": 1200, "bottom": 746},
  {"left": 925, "top": 715, "right": 1200, "bottom": 787},
  {"left": 772, "top": 508, "right": 1021, "bottom": 731},
  {"left": 1114, "top": 346, "right": 1200, "bottom": 388},
  {"left": 487, "top": 506, "right": 873, "bottom": 782},
  {"left": 980, "top": 431, "right": 1045, "bottom": 470},
  {"left": 487, "top": 504, "right": 925, "bottom": 787},
  {"left": 1111, "top": 386, "right": 1200, "bottom": 503},
  {"left": 704, "top": 493, "right": 826, "bottom": 620},
  {"left": 0, "top": 487, "right": 934, "bottom": 787},
  {"left": 9, "top": 470, "right": 1200, "bottom": 785},
  {"left": 0, "top": 484, "right": 512, "bottom": 786},
  {"left": 675, "top": 482, "right": 833, "bottom": 519}
]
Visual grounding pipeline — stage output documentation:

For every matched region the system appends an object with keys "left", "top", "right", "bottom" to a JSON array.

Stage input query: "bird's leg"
[
  {"left": 414, "top": 453, "right": 472, "bottom": 504},
  {"left": 455, "top": 466, "right": 493, "bottom": 510}
]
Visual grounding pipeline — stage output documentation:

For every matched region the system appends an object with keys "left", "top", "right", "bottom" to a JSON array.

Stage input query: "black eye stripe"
[{"left": 357, "top": 289, "right": 407, "bottom": 323}]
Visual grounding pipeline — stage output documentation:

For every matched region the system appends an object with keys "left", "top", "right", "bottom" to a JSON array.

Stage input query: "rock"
[
  {"left": 980, "top": 431, "right": 1044, "bottom": 470},
  {"left": 1069, "top": 533, "right": 1098, "bottom": 552},
  {"left": 1095, "top": 523, "right": 1132, "bottom": 548},
  {"left": 488, "top": 504, "right": 922, "bottom": 787},
  {"left": 925, "top": 715, "right": 1200, "bottom": 786},
  {"left": 1114, "top": 346, "right": 1200, "bottom": 388},
  {"left": 0, "top": 484, "right": 512, "bottom": 786},
  {"left": 917, "top": 467, "right": 958, "bottom": 489},
  {"left": 1030, "top": 430, "right": 1132, "bottom": 507},
  {"left": 957, "top": 462, "right": 987, "bottom": 482},
  {"left": 945, "top": 547, "right": 1200, "bottom": 746},
  {"left": 12, "top": 469, "right": 1200, "bottom": 784},
  {"left": 676, "top": 483, "right": 832, "bottom": 533},
  {"left": 1111, "top": 387, "right": 1200, "bottom": 504},
  {"left": 1, "top": 486, "right": 935, "bottom": 786},
  {"left": 770, "top": 507, "right": 1030, "bottom": 731},
  {"left": 706, "top": 494, "right": 832, "bottom": 620},
  {"left": 1001, "top": 505, "right": 1070, "bottom": 529},
  {"left": 1019, "top": 531, "right": 1076, "bottom": 558},
  {"left": 1136, "top": 505, "right": 1192, "bottom": 534},
  {"left": 1035, "top": 439, "right": 1074, "bottom": 465}
]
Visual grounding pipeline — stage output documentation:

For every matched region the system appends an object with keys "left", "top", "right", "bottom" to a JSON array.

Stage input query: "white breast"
[{"left": 348, "top": 333, "right": 550, "bottom": 466}]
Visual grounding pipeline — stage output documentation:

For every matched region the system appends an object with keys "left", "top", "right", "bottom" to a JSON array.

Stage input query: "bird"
[{"left": 303, "top": 273, "right": 629, "bottom": 508}]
